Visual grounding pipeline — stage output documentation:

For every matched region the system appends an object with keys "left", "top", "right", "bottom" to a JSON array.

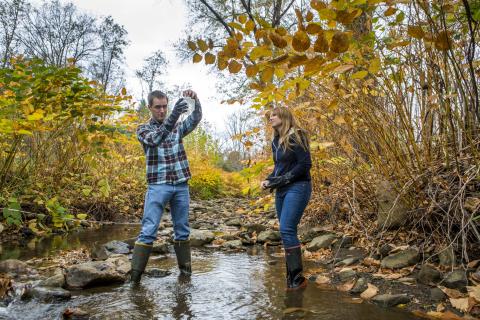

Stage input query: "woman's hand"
[{"left": 260, "top": 180, "right": 270, "bottom": 190}]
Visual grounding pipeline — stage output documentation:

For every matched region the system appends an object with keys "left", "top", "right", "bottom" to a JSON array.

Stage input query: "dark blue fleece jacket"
[{"left": 268, "top": 132, "right": 312, "bottom": 182}]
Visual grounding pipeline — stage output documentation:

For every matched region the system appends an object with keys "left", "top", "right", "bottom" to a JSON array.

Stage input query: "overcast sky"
[{"left": 56, "top": 0, "right": 241, "bottom": 134}]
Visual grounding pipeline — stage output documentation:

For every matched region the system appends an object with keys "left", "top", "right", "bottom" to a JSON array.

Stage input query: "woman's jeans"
[
  {"left": 275, "top": 181, "right": 312, "bottom": 248},
  {"left": 137, "top": 182, "right": 190, "bottom": 244}
]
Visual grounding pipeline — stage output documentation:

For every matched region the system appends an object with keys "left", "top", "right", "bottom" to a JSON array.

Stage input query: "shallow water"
[{"left": 0, "top": 225, "right": 420, "bottom": 319}]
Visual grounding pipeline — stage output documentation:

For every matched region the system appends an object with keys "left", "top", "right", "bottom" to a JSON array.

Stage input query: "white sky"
[{"left": 58, "top": 0, "right": 242, "bottom": 134}]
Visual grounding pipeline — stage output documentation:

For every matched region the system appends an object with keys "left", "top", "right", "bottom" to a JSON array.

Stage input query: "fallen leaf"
[
  {"left": 467, "top": 285, "right": 480, "bottom": 302},
  {"left": 449, "top": 297, "right": 474, "bottom": 313},
  {"left": 360, "top": 283, "right": 378, "bottom": 300},
  {"left": 467, "top": 260, "right": 480, "bottom": 269},
  {"left": 437, "top": 303, "right": 445, "bottom": 312},
  {"left": 315, "top": 275, "right": 331, "bottom": 284},
  {"left": 363, "top": 257, "right": 380, "bottom": 267},
  {"left": 372, "top": 272, "right": 403, "bottom": 280},
  {"left": 337, "top": 280, "right": 356, "bottom": 292},
  {"left": 439, "top": 286, "right": 465, "bottom": 299}
]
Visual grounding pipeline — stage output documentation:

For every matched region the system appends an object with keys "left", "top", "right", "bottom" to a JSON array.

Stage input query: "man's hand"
[
  {"left": 164, "top": 98, "right": 189, "bottom": 130},
  {"left": 182, "top": 90, "right": 198, "bottom": 101},
  {"left": 260, "top": 180, "right": 270, "bottom": 190}
]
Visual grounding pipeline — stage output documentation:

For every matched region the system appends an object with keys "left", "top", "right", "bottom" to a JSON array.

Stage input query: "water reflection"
[{"left": 0, "top": 226, "right": 420, "bottom": 319}]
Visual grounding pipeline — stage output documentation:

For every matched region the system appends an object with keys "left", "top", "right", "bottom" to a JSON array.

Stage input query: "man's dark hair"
[{"left": 148, "top": 90, "right": 168, "bottom": 106}]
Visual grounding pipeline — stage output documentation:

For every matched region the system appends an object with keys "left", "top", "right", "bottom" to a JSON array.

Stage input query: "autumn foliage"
[{"left": 188, "top": 0, "right": 480, "bottom": 260}]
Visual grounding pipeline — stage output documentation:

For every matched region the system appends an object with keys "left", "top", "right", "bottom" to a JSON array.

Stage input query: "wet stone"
[
  {"left": 222, "top": 240, "right": 243, "bottom": 249},
  {"left": 244, "top": 223, "right": 267, "bottom": 233},
  {"left": 104, "top": 240, "right": 130, "bottom": 254},
  {"left": 28, "top": 286, "right": 71, "bottom": 302},
  {"left": 335, "top": 257, "right": 359, "bottom": 267},
  {"left": 90, "top": 245, "right": 111, "bottom": 261},
  {"left": 189, "top": 229, "right": 215, "bottom": 246},
  {"left": 0, "top": 259, "right": 30, "bottom": 276},
  {"left": 350, "top": 277, "right": 368, "bottom": 294},
  {"left": 372, "top": 294, "right": 410, "bottom": 307},
  {"left": 379, "top": 244, "right": 393, "bottom": 258},
  {"left": 145, "top": 268, "right": 171, "bottom": 278},
  {"left": 152, "top": 241, "right": 169, "bottom": 254},
  {"left": 38, "top": 269, "right": 65, "bottom": 288}
]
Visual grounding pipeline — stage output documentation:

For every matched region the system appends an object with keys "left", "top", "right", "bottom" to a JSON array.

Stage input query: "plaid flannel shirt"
[{"left": 137, "top": 105, "right": 202, "bottom": 185}]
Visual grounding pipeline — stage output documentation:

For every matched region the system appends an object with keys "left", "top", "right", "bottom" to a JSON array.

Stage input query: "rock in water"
[
  {"left": 65, "top": 255, "right": 130, "bottom": 288},
  {"left": 104, "top": 240, "right": 130, "bottom": 254},
  {"left": 189, "top": 229, "right": 215, "bottom": 246},
  {"left": 372, "top": 294, "right": 410, "bottom": 307}
]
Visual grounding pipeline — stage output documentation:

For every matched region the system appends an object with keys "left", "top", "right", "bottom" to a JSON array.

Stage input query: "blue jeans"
[
  {"left": 275, "top": 181, "right": 312, "bottom": 248},
  {"left": 137, "top": 182, "right": 190, "bottom": 244}
]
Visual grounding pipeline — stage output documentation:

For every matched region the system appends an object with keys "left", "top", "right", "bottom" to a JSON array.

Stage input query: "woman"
[{"left": 261, "top": 107, "right": 312, "bottom": 290}]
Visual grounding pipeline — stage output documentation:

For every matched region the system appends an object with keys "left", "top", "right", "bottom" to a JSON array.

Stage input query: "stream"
[{"left": 0, "top": 225, "right": 420, "bottom": 319}]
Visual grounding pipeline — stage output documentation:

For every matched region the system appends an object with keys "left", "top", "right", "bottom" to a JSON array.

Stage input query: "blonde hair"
[{"left": 271, "top": 107, "right": 309, "bottom": 151}]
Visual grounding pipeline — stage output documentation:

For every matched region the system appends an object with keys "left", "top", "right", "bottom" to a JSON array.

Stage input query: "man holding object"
[{"left": 131, "top": 89, "right": 202, "bottom": 282}]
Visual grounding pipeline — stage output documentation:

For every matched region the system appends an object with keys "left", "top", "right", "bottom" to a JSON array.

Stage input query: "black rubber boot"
[
  {"left": 131, "top": 242, "right": 152, "bottom": 283},
  {"left": 285, "top": 246, "right": 307, "bottom": 290},
  {"left": 174, "top": 240, "right": 192, "bottom": 275}
]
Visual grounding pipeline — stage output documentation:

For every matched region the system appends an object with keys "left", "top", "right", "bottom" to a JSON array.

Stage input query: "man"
[{"left": 131, "top": 89, "right": 202, "bottom": 282}]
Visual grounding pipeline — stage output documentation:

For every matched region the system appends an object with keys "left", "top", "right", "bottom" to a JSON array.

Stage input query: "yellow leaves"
[
  {"left": 434, "top": 31, "right": 452, "bottom": 51},
  {"left": 336, "top": 8, "right": 362, "bottom": 24},
  {"left": 318, "top": 8, "right": 336, "bottom": 21},
  {"left": 245, "top": 65, "right": 259, "bottom": 78},
  {"left": 407, "top": 25, "right": 424, "bottom": 39},
  {"left": 228, "top": 60, "right": 242, "bottom": 73},
  {"left": 245, "top": 20, "right": 255, "bottom": 33},
  {"left": 269, "top": 32, "right": 288, "bottom": 48},
  {"left": 314, "top": 32, "right": 329, "bottom": 53},
  {"left": 204, "top": 52, "right": 216, "bottom": 65},
  {"left": 351, "top": 70, "right": 368, "bottom": 79},
  {"left": 192, "top": 53, "right": 202, "bottom": 63},
  {"left": 249, "top": 46, "right": 272, "bottom": 60},
  {"left": 304, "top": 57, "right": 325, "bottom": 74},
  {"left": 26, "top": 110, "right": 44, "bottom": 121},
  {"left": 333, "top": 64, "right": 354, "bottom": 73},
  {"left": 292, "top": 30, "right": 311, "bottom": 52},
  {"left": 306, "top": 11, "right": 314, "bottom": 22},
  {"left": 197, "top": 39, "right": 208, "bottom": 52},
  {"left": 311, "top": 0, "right": 327, "bottom": 11},
  {"left": 121, "top": 87, "right": 127, "bottom": 95},
  {"left": 384, "top": 6, "right": 397, "bottom": 17},
  {"left": 306, "top": 23, "right": 322, "bottom": 35},
  {"left": 187, "top": 40, "right": 197, "bottom": 51},
  {"left": 217, "top": 56, "right": 228, "bottom": 70},
  {"left": 330, "top": 31, "right": 350, "bottom": 53},
  {"left": 238, "top": 14, "right": 247, "bottom": 24},
  {"left": 260, "top": 66, "right": 274, "bottom": 83},
  {"left": 368, "top": 57, "right": 381, "bottom": 74}
]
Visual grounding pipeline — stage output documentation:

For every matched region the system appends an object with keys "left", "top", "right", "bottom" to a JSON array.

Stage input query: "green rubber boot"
[
  {"left": 173, "top": 240, "right": 192, "bottom": 275},
  {"left": 131, "top": 242, "right": 153, "bottom": 283}
]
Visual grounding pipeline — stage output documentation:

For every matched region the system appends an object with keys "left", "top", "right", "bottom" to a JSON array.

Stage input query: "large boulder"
[
  {"left": 225, "top": 218, "right": 242, "bottom": 227},
  {"left": 376, "top": 180, "right": 409, "bottom": 229},
  {"left": 189, "top": 229, "right": 215, "bottom": 246},
  {"left": 27, "top": 286, "right": 71, "bottom": 302},
  {"left": 380, "top": 247, "right": 419, "bottom": 269},
  {"left": 306, "top": 234, "right": 337, "bottom": 251},
  {"left": 222, "top": 240, "right": 243, "bottom": 249},
  {"left": 0, "top": 259, "right": 30, "bottom": 276},
  {"left": 38, "top": 268, "right": 65, "bottom": 288},
  {"left": 152, "top": 241, "right": 169, "bottom": 254},
  {"left": 65, "top": 255, "right": 130, "bottom": 288},
  {"left": 256, "top": 230, "right": 281, "bottom": 244}
]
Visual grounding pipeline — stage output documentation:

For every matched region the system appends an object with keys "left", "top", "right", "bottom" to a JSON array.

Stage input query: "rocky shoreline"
[{"left": 0, "top": 198, "right": 479, "bottom": 319}]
